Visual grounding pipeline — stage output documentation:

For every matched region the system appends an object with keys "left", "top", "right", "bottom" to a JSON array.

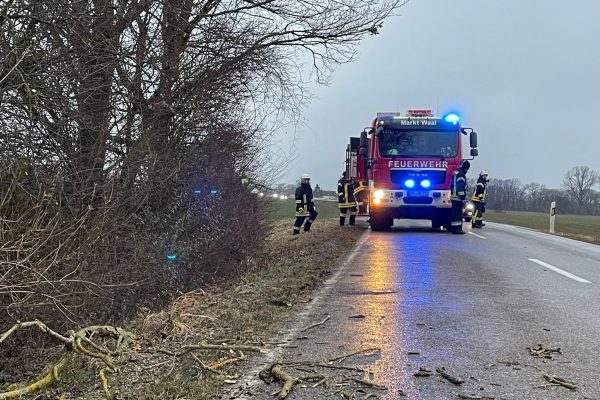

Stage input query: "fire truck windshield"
[{"left": 378, "top": 128, "right": 458, "bottom": 158}]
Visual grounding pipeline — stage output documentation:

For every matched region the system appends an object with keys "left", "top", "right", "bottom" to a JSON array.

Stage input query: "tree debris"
[
  {"left": 300, "top": 315, "right": 331, "bottom": 333},
  {"left": 329, "top": 347, "right": 380, "bottom": 363},
  {"left": 413, "top": 367, "right": 433, "bottom": 377},
  {"left": 543, "top": 374, "right": 578, "bottom": 391},
  {"left": 436, "top": 367, "right": 464, "bottom": 385},
  {"left": 528, "top": 344, "right": 562, "bottom": 359},
  {"left": 263, "top": 363, "right": 328, "bottom": 399},
  {"left": 0, "top": 320, "right": 135, "bottom": 400}
]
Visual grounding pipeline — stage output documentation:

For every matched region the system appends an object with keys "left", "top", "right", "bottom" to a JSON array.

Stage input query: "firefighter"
[
  {"left": 293, "top": 174, "right": 318, "bottom": 235},
  {"left": 338, "top": 171, "right": 357, "bottom": 226},
  {"left": 353, "top": 179, "right": 368, "bottom": 215},
  {"left": 450, "top": 160, "right": 470, "bottom": 234},
  {"left": 471, "top": 170, "right": 489, "bottom": 228}
]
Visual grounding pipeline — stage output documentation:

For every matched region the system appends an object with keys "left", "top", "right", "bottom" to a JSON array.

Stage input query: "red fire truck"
[{"left": 345, "top": 109, "right": 478, "bottom": 231}]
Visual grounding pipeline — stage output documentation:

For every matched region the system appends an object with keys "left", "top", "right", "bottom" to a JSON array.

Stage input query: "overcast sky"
[{"left": 274, "top": 0, "right": 600, "bottom": 190}]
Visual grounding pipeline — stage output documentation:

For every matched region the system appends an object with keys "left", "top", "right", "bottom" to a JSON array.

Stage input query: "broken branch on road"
[
  {"left": 300, "top": 315, "right": 331, "bottom": 333},
  {"left": 436, "top": 367, "right": 464, "bottom": 385}
]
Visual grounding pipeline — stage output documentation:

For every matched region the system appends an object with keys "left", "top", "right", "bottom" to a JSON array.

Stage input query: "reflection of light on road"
[{"left": 349, "top": 232, "right": 440, "bottom": 399}]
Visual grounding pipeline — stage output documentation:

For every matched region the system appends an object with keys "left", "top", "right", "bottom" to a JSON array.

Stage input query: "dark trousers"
[
  {"left": 339, "top": 206, "right": 357, "bottom": 226},
  {"left": 450, "top": 200, "right": 463, "bottom": 232},
  {"left": 293, "top": 209, "right": 318, "bottom": 233},
  {"left": 472, "top": 201, "right": 484, "bottom": 225}
]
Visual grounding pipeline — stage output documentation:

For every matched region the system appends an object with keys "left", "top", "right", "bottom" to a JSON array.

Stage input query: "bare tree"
[
  {"left": 562, "top": 166, "right": 600, "bottom": 211},
  {"left": 1, "top": 0, "right": 406, "bottom": 339}
]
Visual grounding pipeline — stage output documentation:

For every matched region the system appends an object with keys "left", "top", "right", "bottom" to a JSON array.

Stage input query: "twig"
[
  {"left": 436, "top": 367, "right": 464, "bottom": 385},
  {"left": 329, "top": 347, "right": 380, "bottom": 362},
  {"left": 350, "top": 377, "right": 386, "bottom": 390},
  {"left": 543, "top": 374, "right": 578, "bottom": 390},
  {"left": 300, "top": 315, "right": 331, "bottom": 333}
]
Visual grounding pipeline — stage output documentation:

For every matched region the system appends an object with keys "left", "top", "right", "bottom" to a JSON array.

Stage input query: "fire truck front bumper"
[{"left": 370, "top": 189, "right": 452, "bottom": 208}]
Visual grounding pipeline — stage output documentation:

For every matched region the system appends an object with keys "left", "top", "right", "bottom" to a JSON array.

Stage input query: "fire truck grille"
[{"left": 390, "top": 170, "right": 446, "bottom": 185}]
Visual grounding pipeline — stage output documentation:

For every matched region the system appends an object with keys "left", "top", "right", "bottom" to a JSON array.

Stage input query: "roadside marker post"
[{"left": 549, "top": 201, "right": 556, "bottom": 233}]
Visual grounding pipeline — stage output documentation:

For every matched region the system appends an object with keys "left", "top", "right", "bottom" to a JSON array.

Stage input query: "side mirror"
[
  {"left": 359, "top": 147, "right": 367, "bottom": 157},
  {"left": 470, "top": 148, "right": 479, "bottom": 157},
  {"left": 360, "top": 131, "right": 367, "bottom": 148},
  {"left": 470, "top": 131, "right": 478, "bottom": 148},
  {"left": 375, "top": 126, "right": 383, "bottom": 136}
]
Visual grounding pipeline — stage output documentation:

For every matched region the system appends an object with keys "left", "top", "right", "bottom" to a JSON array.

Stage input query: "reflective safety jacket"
[
  {"left": 338, "top": 178, "right": 357, "bottom": 208},
  {"left": 471, "top": 177, "right": 488, "bottom": 203},
  {"left": 295, "top": 183, "right": 314, "bottom": 217},
  {"left": 353, "top": 180, "right": 367, "bottom": 197},
  {"left": 451, "top": 169, "right": 468, "bottom": 201}
]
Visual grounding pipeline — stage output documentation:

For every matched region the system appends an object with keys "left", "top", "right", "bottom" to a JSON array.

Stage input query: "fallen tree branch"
[
  {"left": 0, "top": 320, "right": 136, "bottom": 399},
  {"left": 271, "top": 364, "right": 297, "bottom": 399},
  {"left": 543, "top": 374, "right": 577, "bottom": 390}
]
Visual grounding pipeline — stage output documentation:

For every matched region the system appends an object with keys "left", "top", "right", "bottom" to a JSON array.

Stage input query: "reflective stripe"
[
  {"left": 350, "top": 212, "right": 357, "bottom": 216},
  {"left": 295, "top": 200, "right": 302, "bottom": 203},
  {"left": 293, "top": 226, "right": 301, "bottom": 231},
  {"left": 303, "top": 194, "right": 307, "bottom": 205},
  {"left": 451, "top": 221, "right": 462, "bottom": 226},
  {"left": 340, "top": 213, "right": 346, "bottom": 217},
  {"left": 307, "top": 219, "right": 314, "bottom": 223}
]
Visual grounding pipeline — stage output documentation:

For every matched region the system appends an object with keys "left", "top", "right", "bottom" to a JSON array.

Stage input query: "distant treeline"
[{"left": 480, "top": 166, "right": 600, "bottom": 216}]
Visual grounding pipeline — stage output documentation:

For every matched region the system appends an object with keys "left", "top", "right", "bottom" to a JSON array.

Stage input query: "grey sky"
[{"left": 277, "top": 0, "right": 600, "bottom": 190}]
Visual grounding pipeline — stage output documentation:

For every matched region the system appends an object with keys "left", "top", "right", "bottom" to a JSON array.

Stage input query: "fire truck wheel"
[{"left": 370, "top": 213, "right": 391, "bottom": 231}]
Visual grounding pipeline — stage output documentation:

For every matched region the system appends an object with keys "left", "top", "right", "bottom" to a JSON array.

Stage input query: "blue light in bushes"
[
  {"left": 210, "top": 189, "right": 218, "bottom": 196},
  {"left": 167, "top": 254, "right": 177, "bottom": 260},
  {"left": 193, "top": 188, "right": 202, "bottom": 195}
]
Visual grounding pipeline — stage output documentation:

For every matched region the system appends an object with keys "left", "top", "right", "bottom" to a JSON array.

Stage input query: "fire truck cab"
[{"left": 348, "top": 109, "right": 478, "bottom": 231}]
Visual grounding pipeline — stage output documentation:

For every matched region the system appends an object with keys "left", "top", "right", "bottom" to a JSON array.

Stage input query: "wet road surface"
[{"left": 226, "top": 221, "right": 600, "bottom": 400}]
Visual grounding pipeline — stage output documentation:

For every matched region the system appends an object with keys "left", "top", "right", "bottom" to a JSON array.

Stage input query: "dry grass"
[
  {"left": 16, "top": 218, "right": 367, "bottom": 399},
  {"left": 486, "top": 210, "right": 600, "bottom": 244}
]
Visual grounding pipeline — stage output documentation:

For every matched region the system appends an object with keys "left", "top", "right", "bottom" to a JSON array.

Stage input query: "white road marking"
[
  {"left": 468, "top": 231, "right": 487, "bottom": 239},
  {"left": 528, "top": 258, "right": 592, "bottom": 284}
]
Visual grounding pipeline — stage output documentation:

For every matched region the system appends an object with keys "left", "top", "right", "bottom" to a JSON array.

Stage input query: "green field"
[
  {"left": 485, "top": 210, "right": 600, "bottom": 243},
  {"left": 265, "top": 198, "right": 341, "bottom": 220}
]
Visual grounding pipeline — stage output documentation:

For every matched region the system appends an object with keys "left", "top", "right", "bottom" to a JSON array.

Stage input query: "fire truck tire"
[{"left": 370, "top": 212, "right": 391, "bottom": 231}]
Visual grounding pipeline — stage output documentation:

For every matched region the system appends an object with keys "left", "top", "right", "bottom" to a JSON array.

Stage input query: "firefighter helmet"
[
  {"left": 301, "top": 174, "right": 310, "bottom": 184},
  {"left": 480, "top": 169, "right": 489, "bottom": 177}
]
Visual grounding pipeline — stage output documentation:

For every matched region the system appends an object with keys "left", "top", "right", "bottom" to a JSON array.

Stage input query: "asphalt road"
[{"left": 226, "top": 221, "right": 600, "bottom": 400}]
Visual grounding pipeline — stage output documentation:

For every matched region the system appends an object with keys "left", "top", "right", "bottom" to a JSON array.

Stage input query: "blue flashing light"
[
  {"left": 405, "top": 179, "right": 415, "bottom": 188},
  {"left": 420, "top": 179, "right": 431, "bottom": 189},
  {"left": 193, "top": 188, "right": 202, "bottom": 195},
  {"left": 210, "top": 189, "right": 218, "bottom": 196},
  {"left": 444, "top": 113, "right": 460, "bottom": 125},
  {"left": 167, "top": 254, "right": 177, "bottom": 261}
]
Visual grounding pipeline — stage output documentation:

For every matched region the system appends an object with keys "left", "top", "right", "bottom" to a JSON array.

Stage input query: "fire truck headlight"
[
  {"left": 404, "top": 179, "right": 415, "bottom": 189},
  {"left": 373, "top": 190, "right": 385, "bottom": 199},
  {"left": 373, "top": 198, "right": 381, "bottom": 205},
  {"left": 466, "top": 203, "right": 474, "bottom": 210},
  {"left": 444, "top": 113, "right": 460, "bottom": 124},
  {"left": 420, "top": 179, "right": 431, "bottom": 188}
]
